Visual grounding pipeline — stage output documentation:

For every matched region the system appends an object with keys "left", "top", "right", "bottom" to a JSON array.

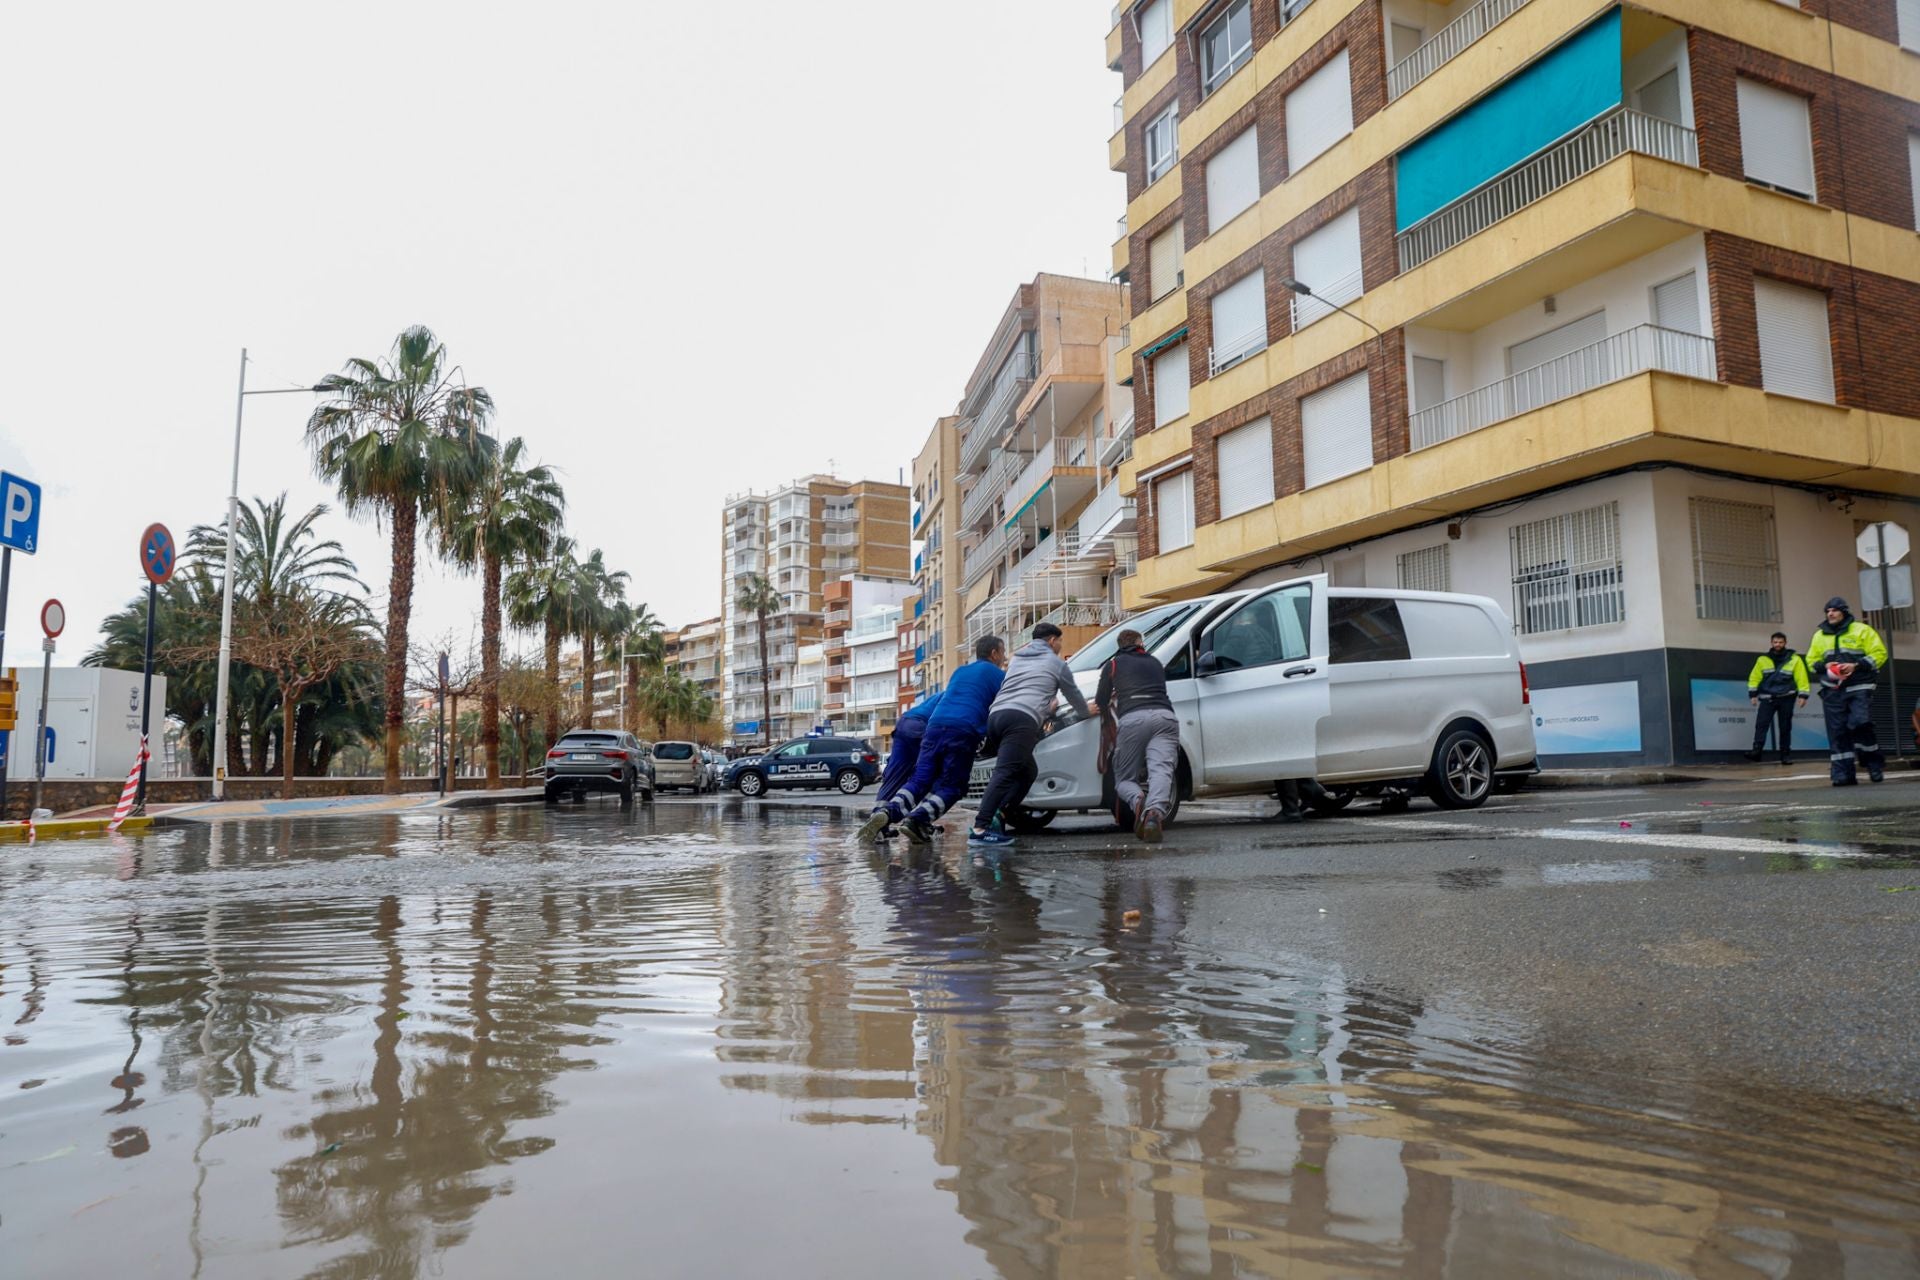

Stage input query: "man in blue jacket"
[
  {"left": 857, "top": 636, "right": 1007, "bottom": 844},
  {"left": 873, "top": 689, "right": 943, "bottom": 814}
]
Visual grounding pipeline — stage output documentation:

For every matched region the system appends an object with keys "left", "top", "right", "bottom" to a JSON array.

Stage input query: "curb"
[{"left": 0, "top": 816, "right": 156, "bottom": 842}]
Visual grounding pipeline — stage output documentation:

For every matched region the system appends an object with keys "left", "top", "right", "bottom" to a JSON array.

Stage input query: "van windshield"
[{"left": 1068, "top": 601, "right": 1208, "bottom": 672}]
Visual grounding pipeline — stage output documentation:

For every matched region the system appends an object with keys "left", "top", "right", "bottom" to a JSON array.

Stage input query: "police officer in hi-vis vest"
[
  {"left": 1807, "top": 597, "right": 1890, "bottom": 786},
  {"left": 1744, "top": 631, "right": 1809, "bottom": 763}
]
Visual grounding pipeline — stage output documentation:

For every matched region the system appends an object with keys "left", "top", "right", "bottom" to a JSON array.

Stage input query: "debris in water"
[
  {"left": 1294, "top": 1161, "right": 1323, "bottom": 1173},
  {"left": 320, "top": 1143, "right": 342, "bottom": 1157},
  {"left": 1620, "top": 821, "right": 1633, "bottom": 829},
  {"left": 1884, "top": 885, "right": 1918, "bottom": 894},
  {"left": 1121, "top": 909, "right": 1142, "bottom": 924}
]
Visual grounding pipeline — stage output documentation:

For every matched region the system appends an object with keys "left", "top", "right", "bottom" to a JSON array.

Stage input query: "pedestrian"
[
  {"left": 871, "top": 690, "right": 943, "bottom": 819},
  {"left": 856, "top": 636, "right": 1007, "bottom": 843},
  {"left": 969, "top": 623, "right": 1094, "bottom": 848},
  {"left": 1806, "top": 597, "right": 1889, "bottom": 786},
  {"left": 1743, "top": 631, "right": 1809, "bottom": 763},
  {"left": 1094, "top": 628, "right": 1179, "bottom": 843}
]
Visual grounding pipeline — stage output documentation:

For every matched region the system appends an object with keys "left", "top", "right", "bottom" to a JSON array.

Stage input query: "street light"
[
  {"left": 212, "top": 349, "right": 328, "bottom": 800},
  {"left": 1279, "top": 277, "right": 1385, "bottom": 342}
]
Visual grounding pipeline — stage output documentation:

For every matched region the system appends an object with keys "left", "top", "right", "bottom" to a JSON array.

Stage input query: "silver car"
[{"left": 544, "top": 729, "right": 655, "bottom": 807}]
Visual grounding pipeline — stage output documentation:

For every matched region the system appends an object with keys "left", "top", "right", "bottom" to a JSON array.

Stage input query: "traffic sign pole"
[
  {"left": 32, "top": 637, "right": 52, "bottom": 818},
  {"left": 1880, "top": 524, "right": 1902, "bottom": 757},
  {"left": 0, "top": 546, "right": 11, "bottom": 820},
  {"left": 134, "top": 524, "right": 176, "bottom": 815}
]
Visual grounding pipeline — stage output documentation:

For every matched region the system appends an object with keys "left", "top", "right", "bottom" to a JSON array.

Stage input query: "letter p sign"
[{"left": 0, "top": 471, "right": 41, "bottom": 555}]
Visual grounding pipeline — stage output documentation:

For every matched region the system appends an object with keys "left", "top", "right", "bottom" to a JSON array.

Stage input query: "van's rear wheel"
[
  {"left": 1427, "top": 730, "right": 1494, "bottom": 809},
  {"left": 1003, "top": 806, "right": 1056, "bottom": 834}
]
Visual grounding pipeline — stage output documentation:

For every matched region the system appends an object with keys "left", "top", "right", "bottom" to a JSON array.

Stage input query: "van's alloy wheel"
[{"left": 1428, "top": 730, "right": 1493, "bottom": 809}]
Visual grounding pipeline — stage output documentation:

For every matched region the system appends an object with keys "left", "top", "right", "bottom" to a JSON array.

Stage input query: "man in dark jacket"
[
  {"left": 1094, "top": 628, "right": 1179, "bottom": 842},
  {"left": 1743, "top": 632, "right": 1809, "bottom": 763},
  {"left": 857, "top": 636, "right": 1007, "bottom": 843}
]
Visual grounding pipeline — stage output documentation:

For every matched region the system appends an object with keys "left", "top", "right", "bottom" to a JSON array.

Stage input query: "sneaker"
[
  {"left": 1870, "top": 768, "right": 1885, "bottom": 783},
  {"left": 901, "top": 817, "right": 934, "bottom": 845},
  {"left": 968, "top": 827, "right": 1016, "bottom": 847},
  {"left": 855, "top": 810, "right": 892, "bottom": 842},
  {"left": 1138, "top": 809, "right": 1164, "bottom": 843},
  {"left": 1742, "top": 750, "right": 1763, "bottom": 762}
]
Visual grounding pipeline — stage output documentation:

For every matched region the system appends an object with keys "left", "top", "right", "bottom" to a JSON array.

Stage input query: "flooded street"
[{"left": 4, "top": 791, "right": 1919, "bottom": 1277}]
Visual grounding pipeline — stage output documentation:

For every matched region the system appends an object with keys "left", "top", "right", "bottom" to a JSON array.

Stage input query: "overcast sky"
[{"left": 0, "top": 1, "right": 1122, "bottom": 667}]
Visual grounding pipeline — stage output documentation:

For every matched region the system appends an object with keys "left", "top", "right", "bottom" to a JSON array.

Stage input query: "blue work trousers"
[
  {"left": 1821, "top": 686, "right": 1883, "bottom": 783},
  {"left": 880, "top": 721, "right": 982, "bottom": 824},
  {"left": 873, "top": 717, "right": 926, "bottom": 810}
]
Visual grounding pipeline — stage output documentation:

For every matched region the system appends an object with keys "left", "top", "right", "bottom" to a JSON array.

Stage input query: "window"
[
  {"left": 1209, "top": 585, "right": 1311, "bottom": 670},
  {"left": 1290, "top": 207, "right": 1362, "bottom": 327},
  {"left": 1510, "top": 502, "right": 1625, "bottom": 635},
  {"left": 1139, "top": 0, "right": 1173, "bottom": 66},
  {"left": 1215, "top": 417, "right": 1275, "bottom": 518},
  {"left": 1753, "top": 278, "right": 1835, "bottom": 403},
  {"left": 1330, "top": 597, "right": 1412, "bottom": 663},
  {"left": 1651, "top": 271, "right": 1701, "bottom": 334},
  {"left": 1736, "top": 78, "right": 1816, "bottom": 199},
  {"left": 1156, "top": 469, "right": 1195, "bottom": 550},
  {"left": 1145, "top": 102, "right": 1179, "bottom": 183},
  {"left": 1910, "top": 132, "right": 1920, "bottom": 230},
  {"left": 1300, "top": 370, "right": 1373, "bottom": 488},
  {"left": 1152, "top": 341, "right": 1190, "bottom": 424},
  {"left": 774, "top": 742, "right": 809, "bottom": 758},
  {"left": 1690, "top": 498, "right": 1781, "bottom": 622},
  {"left": 1149, "top": 219, "right": 1185, "bottom": 300},
  {"left": 1205, "top": 126, "right": 1261, "bottom": 230},
  {"left": 1285, "top": 49, "right": 1353, "bottom": 174},
  {"left": 1411, "top": 356, "right": 1447, "bottom": 411},
  {"left": 1635, "top": 68, "right": 1683, "bottom": 125},
  {"left": 1201, "top": 0, "right": 1254, "bottom": 96},
  {"left": 1397, "top": 543, "right": 1451, "bottom": 592},
  {"left": 1390, "top": 22, "right": 1425, "bottom": 66},
  {"left": 1209, "top": 269, "right": 1267, "bottom": 374}
]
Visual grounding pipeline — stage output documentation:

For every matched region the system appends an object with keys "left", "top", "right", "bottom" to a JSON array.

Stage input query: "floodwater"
[{"left": 2, "top": 803, "right": 1917, "bottom": 1278}]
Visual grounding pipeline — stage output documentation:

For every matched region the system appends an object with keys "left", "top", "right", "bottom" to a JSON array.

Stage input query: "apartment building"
[
  {"left": 895, "top": 591, "right": 922, "bottom": 719},
  {"left": 721, "top": 476, "right": 911, "bottom": 746},
  {"left": 912, "top": 274, "right": 1141, "bottom": 685},
  {"left": 822, "top": 577, "right": 919, "bottom": 743},
  {"left": 1107, "top": 0, "right": 1920, "bottom": 765},
  {"left": 669, "top": 616, "right": 724, "bottom": 706}
]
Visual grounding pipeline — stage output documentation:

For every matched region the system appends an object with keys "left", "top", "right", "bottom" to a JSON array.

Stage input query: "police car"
[{"left": 726, "top": 735, "right": 880, "bottom": 796}]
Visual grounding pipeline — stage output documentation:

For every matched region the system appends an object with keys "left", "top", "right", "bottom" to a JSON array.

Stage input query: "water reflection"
[{"left": 0, "top": 808, "right": 1915, "bottom": 1277}]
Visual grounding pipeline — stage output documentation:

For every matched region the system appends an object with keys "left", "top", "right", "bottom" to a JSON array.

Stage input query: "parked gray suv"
[{"left": 544, "top": 729, "right": 655, "bottom": 807}]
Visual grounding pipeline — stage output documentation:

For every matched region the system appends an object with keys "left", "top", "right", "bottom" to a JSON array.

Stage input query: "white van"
[{"left": 976, "top": 574, "right": 1537, "bottom": 830}]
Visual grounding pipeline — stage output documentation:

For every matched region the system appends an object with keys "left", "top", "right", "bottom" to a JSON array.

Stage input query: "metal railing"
[
  {"left": 1208, "top": 324, "right": 1268, "bottom": 377},
  {"left": 1075, "top": 482, "right": 1135, "bottom": 548},
  {"left": 961, "top": 449, "right": 1029, "bottom": 527},
  {"left": 960, "top": 351, "right": 1039, "bottom": 474},
  {"left": 962, "top": 523, "right": 1017, "bottom": 587},
  {"left": 1398, "top": 108, "right": 1698, "bottom": 270},
  {"left": 1387, "top": 0, "right": 1533, "bottom": 100},
  {"left": 1113, "top": 96, "right": 1125, "bottom": 133},
  {"left": 1409, "top": 324, "right": 1717, "bottom": 450},
  {"left": 1040, "top": 601, "right": 1126, "bottom": 630},
  {"left": 1117, "top": 213, "right": 1129, "bottom": 241},
  {"left": 1291, "top": 268, "right": 1364, "bottom": 331}
]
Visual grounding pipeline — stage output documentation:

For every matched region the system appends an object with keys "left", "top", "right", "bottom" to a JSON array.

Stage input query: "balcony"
[
  {"left": 962, "top": 523, "right": 1017, "bottom": 588},
  {"left": 1399, "top": 108, "right": 1697, "bottom": 271},
  {"left": 961, "top": 448, "right": 1029, "bottom": 528},
  {"left": 1410, "top": 324, "right": 1717, "bottom": 450},
  {"left": 1075, "top": 481, "right": 1136, "bottom": 551},
  {"left": 1387, "top": 0, "right": 1533, "bottom": 101},
  {"left": 1099, "top": 413, "right": 1135, "bottom": 467},
  {"left": 960, "top": 350, "right": 1039, "bottom": 474}
]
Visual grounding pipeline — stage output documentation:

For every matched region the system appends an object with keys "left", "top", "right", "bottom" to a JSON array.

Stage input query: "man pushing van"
[
  {"left": 1094, "top": 628, "right": 1179, "bottom": 842},
  {"left": 857, "top": 636, "right": 1007, "bottom": 843},
  {"left": 969, "top": 623, "right": 1094, "bottom": 848}
]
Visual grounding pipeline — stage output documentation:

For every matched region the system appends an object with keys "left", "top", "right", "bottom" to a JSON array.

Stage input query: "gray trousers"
[{"left": 1113, "top": 707, "right": 1180, "bottom": 818}]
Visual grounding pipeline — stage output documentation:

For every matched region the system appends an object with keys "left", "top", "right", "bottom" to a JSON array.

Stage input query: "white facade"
[{"left": 4, "top": 666, "right": 165, "bottom": 781}]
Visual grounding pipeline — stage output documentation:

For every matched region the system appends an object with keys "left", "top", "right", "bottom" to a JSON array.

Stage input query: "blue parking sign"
[{"left": 0, "top": 471, "right": 42, "bottom": 554}]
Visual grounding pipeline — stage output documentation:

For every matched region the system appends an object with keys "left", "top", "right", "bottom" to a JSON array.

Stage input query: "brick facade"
[{"left": 1705, "top": 233, "right": 1920, "bottom": 419}]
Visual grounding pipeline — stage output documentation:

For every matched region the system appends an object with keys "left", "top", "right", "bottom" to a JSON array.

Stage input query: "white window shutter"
[
  {"left": 1753, "top": 277, "right": 1835, "bottom": 403},
  {"left": 1140, "top": 0, "right": 1173, "bottom": 65},
  {"left": 1652, "top": 272, "right": 1700, "bottom": 334},
  {"left": 1157, "top": 470, "right": 1194, "bottom": 550},
  {"left": 1736, "top": 78, "right": 1816, "bottom": 199},
  {"left": 1209, "top": 269, "right": 1267, "bottom": 372},
  {"left": 1910, "top": 132, "right": 1920, "bottom": 230},
  {"left": 1285, "top": 49, "right": 1354, "bottom": 173},
  {"left": 1900, "top": 0, "right": 1920, "bottom": 50},
  {"left": 1216, "top": 418, "right": 1275, "bottom": 518},
  {"left": 1153, "top": 342, "right": 1190, "bottom": 425},
  {"left": 1290, "top": 207, "right": 1362, "bottom": 327},
  {"left": 1205, "top": 126, "right": 1261, "bottom": 230},
  {"left": 1300, "top": 371, "right": 1373, "bottom": 488},
  {"left": 1149, "top": 219, "right": 1185, "bottom": 301}
]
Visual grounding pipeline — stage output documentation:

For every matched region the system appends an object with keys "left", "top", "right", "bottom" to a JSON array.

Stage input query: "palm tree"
[
  {"left": 306, "top": 325, "right": 495, "bottom": 791},
  {"left": 734, "top": 572, "right": 781, "bottom": 749},
  {"left": 505, "top": 537, "right": 579, "bottom": 747},
  {"left": 569, "top": 550, "right": 629, "bottom": 728},
  {"left": 619, "top": 604, "right": 664, "bottom": 733},
  {"left": 441, "top": 438, "right": 564, "bottom": 788}
]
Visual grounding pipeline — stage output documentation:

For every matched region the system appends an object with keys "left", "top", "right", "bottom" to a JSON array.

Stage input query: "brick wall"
[
  {"left": 1688, "top": 29, "right": 1920, "bottom": 230},
  {"left": 1792, "top": 0, "right": 1903, "bottom": 48},
  {"left": 1705, "top": 233, "right": 1920, "bottom": 419}
]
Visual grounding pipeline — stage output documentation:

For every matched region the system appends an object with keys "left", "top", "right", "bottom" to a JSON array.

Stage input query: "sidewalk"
[{"left": 1532, "top": 757, "right": 1920, "bottom": 789}]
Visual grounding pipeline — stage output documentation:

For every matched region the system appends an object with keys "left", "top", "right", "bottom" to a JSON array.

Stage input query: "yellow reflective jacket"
[
  {"left": 1747, "top": 650, "right": 1809, "bottom": 697},
  {"left": 1806, "top": 618, "right": 1889, "bottom": 690}
]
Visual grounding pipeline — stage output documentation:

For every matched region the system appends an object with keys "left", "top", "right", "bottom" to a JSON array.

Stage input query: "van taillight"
[{"left": 1518, "top": 661, "right": 1531, "bottom": 705}]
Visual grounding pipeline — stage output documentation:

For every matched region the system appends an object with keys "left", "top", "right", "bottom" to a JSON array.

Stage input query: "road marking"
[
  {"left": 1535, "top": 828, "right": 1884, "bottom": 859},
  {"left": 1568, "top": 803, "right": 1841, "bottom": 823}
]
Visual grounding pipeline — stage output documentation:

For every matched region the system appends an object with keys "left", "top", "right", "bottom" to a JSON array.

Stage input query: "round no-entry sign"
[
  {"left": 40, "top": 598, "right": 64, "bottom": 638},
  {"left": 141, "top": 522, "right": 176, "bottom": 584}
]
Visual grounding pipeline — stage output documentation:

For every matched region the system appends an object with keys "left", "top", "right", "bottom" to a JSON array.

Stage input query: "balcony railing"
[
  {"left": 1113, "top": 96, "right": 1125, "bottom": 133},
  {"left": 1398, "top": 108, "right": 1698, "bottom": 270},
  {"left": 960, "top": 351, "right": 1039, "bottom": 473},
  {"left": 1387, "top": 0, "right": 1533, "bottom": 100},
  {"left": 961, "top": 449, "right": 1029, "bottom": 527},
  {"left": 962, "top": 523, "right": 1017, "bottom": 588},
  {"left": 1409, "top": 323, "right": 1717, "bottom": 450},
  {"left": 1040, "top": 601, "right": 1126, "bottom": 630},
  {"left": 1075, "top": 481, "right": 1135, "bottom": 549},
  {"left": 1208, "top": 324, "right": 1268, "bottom": 377}
]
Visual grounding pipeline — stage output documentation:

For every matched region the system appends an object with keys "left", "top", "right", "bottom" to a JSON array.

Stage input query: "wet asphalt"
[{"left": 1, "top": 772, "right": 1916, "bottom": 1277}]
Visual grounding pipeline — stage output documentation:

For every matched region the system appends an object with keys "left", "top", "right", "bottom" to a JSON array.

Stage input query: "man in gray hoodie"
[{"left": 969, "top": 622, "right": 1095, "bottom": 847}]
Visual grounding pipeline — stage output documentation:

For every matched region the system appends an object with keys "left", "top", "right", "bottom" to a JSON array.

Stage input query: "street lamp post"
[
  {"left": 212, "top": 349, "right": 328, "bottom": 800},
  {"left": 1279, "top": 278, "right": 1385, "bottom": 342}
]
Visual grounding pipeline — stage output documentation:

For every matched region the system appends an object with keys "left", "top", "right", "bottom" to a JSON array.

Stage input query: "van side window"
[
  {"left": 1209, "top": 584, "right": 1311, "bottom": 671},
  {"left": 1329, "top": 597, "right": 1411, "bottom": 663},
  {"left": 1164, "top": 646, "right": 1191, "bottom": 679}
]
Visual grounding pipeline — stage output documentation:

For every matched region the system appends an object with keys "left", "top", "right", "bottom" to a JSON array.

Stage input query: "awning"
[
  {"left": 1005, "top": 479, "right": 1053, "bottom": 530},
  {"left": 1138, "top": 325, "right": 1189, "bottom": 361}
]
